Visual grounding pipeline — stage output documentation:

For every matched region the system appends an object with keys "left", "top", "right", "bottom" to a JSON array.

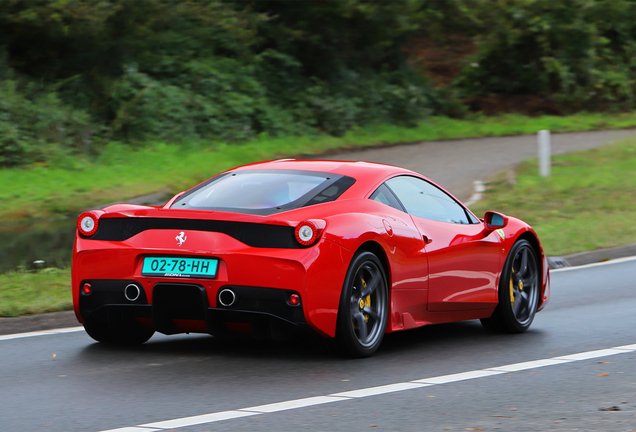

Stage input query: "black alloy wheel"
[
  {"left": 481, "top": 239, "right": 540, "bottom": 333},
  {"left": 336, "top": 251, "right": 388, "bottom": 357}
]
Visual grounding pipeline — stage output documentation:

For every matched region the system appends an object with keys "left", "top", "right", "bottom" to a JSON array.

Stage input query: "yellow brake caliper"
[
  {"left": 353, "top": 278, "right": 373, "bottom": 330},
  {"left": 361, "top": 278, "right": 371, "bottom": 323},
  {"left": 510, "top": 270, "right": 515, "bottom": 306},
  {"left": 510, "top": 269, "right": 523, "bottom": 306}
]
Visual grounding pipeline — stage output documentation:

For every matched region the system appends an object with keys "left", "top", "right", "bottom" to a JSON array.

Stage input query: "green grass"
[
  {"left": 2, "top": 112, "right": 636, "bottom": 223},
  {"left": 2, "top": 112, "right": 636, "bottom": 316},
  {"left": 0, "top": 268, "right": 72, "bottom": 317},
  {"left": 470, "top": 138, "right": 636, "bottom": 256}
]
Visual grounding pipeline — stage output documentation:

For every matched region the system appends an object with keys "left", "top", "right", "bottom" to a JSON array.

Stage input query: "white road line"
[
  {"left": 552, "top": 254, "right": 636, "bottom": 272},
  {"left": 486, "top": 358, "right": 570, "bottom": 372},
  {"left": 102, "top": 428, "right": 159, "bottom": 432},
  {"left": 141, "top": 411, "right": 259, "bottom": 430},
  {"left": 98, "top": 342, "right": 636, "bottom": 432},
  {"left": 0, "top": 326, "right": 84, "bottom": 341},
  {"left": 332, "top": 382, "right": 429, "bottom": 398},
  {"left": 464, "top": 180, "right": 485, "bottom": 207},
  {"left": 413, "top": 369, "right": 504, "bottom": 384},
  {"left": 239, "top": 396, "right": 348, "bottom": 413},
  {"left": 553, "top": 348, "right": 631, "bottom": 361}
]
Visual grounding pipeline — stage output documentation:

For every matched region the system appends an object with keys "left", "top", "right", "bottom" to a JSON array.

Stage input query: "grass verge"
[
  {"left": 0, "top": 268, "right": 72, "bottom": 317},
  {"left": 469, "top": 137, "right": 636, "bottom": 256},
  {"left": 2, "top": 112, "right": 636, "bottom": 223}
]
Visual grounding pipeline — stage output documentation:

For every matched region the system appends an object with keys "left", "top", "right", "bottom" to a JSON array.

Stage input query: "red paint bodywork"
[{"left": 72, "top": 160, "right": 550, "bottom": 338}]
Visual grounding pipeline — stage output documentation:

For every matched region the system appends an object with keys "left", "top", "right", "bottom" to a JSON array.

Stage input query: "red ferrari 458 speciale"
[{"left": 73, "top": 159, "right": 549, "bottom": 357}]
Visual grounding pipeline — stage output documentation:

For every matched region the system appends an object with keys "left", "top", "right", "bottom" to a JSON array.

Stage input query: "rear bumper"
[
  {"left": 73, "top": 231, "right": 353, "bottom": 338},
  {"left": 80, "top": 280, "right": 309, "bottom": 340}
]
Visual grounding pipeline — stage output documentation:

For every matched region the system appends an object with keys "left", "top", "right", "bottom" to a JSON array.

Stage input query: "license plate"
[{"left": 142, "top": 257, "right": 218, "bottom": 279}]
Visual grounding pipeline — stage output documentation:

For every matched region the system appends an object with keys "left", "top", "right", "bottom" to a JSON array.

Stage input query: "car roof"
[
  {"left": 209, "top": 159, "right": 465, "bottom": 207},
  {"left": 232, "top": 159, "right": 415, "bottom": 185}
]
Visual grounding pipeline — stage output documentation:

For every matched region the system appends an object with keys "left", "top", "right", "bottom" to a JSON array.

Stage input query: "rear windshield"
[{"left": 171, "top": 170, "right": 355, "bottom": 215}]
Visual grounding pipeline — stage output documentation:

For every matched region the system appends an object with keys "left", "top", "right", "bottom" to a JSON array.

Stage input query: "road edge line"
[
  {"left": 98, "top": 342, "right": 636, "bottom": 432},
  {"left": 552, "top": 254, "right": 636, "bottom": 272},
  {"left": 0, "top": 326, "right": 84, "bottom": 341}
]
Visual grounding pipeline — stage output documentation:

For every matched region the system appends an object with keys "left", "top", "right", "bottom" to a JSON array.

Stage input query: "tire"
[
  {"left": 84, "top": 316, "right": 154, "bottom": 346},
  {"left": 336, "top": 251, "right": 389, "bottom": 358},
  {"left": 481, "top": 239, "right": 540, "bottom": 333}
]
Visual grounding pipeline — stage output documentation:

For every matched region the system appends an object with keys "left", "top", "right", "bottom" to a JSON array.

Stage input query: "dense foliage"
[
  {"left": 450, "top": 0, "right": 636, "bottom": 112},
  {"left": 3, "top": 0, "right": 636, "bottom": 167},
  {"left": 0, "top": 0, "right": 430, "bottom": 166}
]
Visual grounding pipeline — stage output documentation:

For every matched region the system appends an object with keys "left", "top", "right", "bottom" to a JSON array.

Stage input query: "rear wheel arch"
[
  {"left": 356, "top": 241, "right": 392, "bottom": 289},
  {"left": 335, "top": 248, "right": 390, "bottom": 357}
]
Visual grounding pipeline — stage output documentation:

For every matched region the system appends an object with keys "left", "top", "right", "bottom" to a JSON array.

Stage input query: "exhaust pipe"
[
  {"left": 124, "top": 284, "right": 141, "bottom": 302},
  {"left": 218, "top": 289, "right": 236, "bottom": 307}
]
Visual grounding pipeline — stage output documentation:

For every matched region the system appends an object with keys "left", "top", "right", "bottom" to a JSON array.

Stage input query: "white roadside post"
[{"left": 538, "top": 129, "right": 551, "bottom": 177}]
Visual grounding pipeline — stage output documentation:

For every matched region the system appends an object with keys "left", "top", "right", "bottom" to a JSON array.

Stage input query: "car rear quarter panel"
[{"left": 318, "top": 200, "right": 434, "bottom": 330}]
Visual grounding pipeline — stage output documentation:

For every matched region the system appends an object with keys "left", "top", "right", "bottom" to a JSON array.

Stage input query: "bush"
[
  {"left": 453, "top": 0, "right": 636, "bottom": 111},
  {"left": 0, "top": 0, "right": 433, "bottom": 166},
  {"left": 108, "top": 58, "right": 432, "bottom": 142},
  {"left": 0, "top": 80, "right": 93, "bottom": 167}
]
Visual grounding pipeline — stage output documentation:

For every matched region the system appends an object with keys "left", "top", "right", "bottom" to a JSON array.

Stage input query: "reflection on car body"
[{"left": 73, "top": 160, "right": 549, "bottom": 357}]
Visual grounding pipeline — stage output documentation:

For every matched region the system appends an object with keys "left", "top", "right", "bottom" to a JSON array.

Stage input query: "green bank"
[
  {"left": 469, "top": 137, "right": 636, "bottom": 256},
  {"left": 2, "top": 112, "right": 636, "bottom": 223}
]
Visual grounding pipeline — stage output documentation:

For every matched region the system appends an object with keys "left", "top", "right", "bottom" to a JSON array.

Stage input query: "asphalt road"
[
  {"left": 322, "top": 128, "right": 636, "bottom": 201},
  {"left": 1, "top": 258, "right": 636, "bottom": 432}
]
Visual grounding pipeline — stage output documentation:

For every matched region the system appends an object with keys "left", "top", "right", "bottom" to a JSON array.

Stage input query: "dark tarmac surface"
[{"left": 2, "top": 258, "right": 636, "bottom": 432}]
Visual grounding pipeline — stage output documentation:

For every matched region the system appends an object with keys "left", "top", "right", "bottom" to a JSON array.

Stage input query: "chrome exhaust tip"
[
  {"left": 124, "top": 284, "right": 141, "bottom": 302},
  {"left": 218, "top": 289, "right": 236, "bottom": 307}
]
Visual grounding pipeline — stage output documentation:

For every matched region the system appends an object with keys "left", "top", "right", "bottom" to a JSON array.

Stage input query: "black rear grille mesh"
[{"left": 81, "top": 218, "right": 301, "bottom": 248}]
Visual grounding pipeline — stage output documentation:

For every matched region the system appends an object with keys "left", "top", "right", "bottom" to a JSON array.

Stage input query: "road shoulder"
[{"left": 0, "top": 310, "right": 79, "bottom": 336}]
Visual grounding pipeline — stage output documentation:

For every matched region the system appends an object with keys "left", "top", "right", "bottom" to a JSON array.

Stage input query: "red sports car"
[{"left": 73, "top": 160, "right": 549, "bottom": 357}]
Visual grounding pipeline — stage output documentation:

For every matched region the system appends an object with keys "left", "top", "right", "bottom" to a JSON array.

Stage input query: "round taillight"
[
  {"left": 77, "top": 212, "right": 99, "bottom": 236},
  {"left": 82, "top": 283, "right": 92, "bottom": 295},
  {"left": 295, "top": 220, "right": 319, "bottom": 246},
  {"left": 289, "top": 293, "right": 301, "bottom": 306}
]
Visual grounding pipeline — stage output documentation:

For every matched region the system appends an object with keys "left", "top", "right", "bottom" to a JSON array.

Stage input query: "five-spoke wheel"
[
  {"left": 481, "top": 239, "right": 539, "bottom": 333},
  {"left": 336, "top": 251, "right": 388, "bottom": 357}
]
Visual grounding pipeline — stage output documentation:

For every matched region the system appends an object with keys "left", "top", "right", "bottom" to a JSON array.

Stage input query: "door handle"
[{"left": 423, "top": 235, "right": 433, "bottom": 244}]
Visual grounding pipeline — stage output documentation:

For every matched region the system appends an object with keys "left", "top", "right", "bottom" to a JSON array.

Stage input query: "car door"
[
  {"left": 384, "top": 176, "right": 503, "bottom": 312},
  {"left": 369, "top": 183, "right": 430, "bottom": 328}
]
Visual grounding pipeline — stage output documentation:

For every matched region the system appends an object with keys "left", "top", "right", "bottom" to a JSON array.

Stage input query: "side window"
[
  {"left": 370, "top": 184, "right": 404, "bottom": 211},
  {"left": 385, "top": 176, "right": 472, "bottom": 224}
]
